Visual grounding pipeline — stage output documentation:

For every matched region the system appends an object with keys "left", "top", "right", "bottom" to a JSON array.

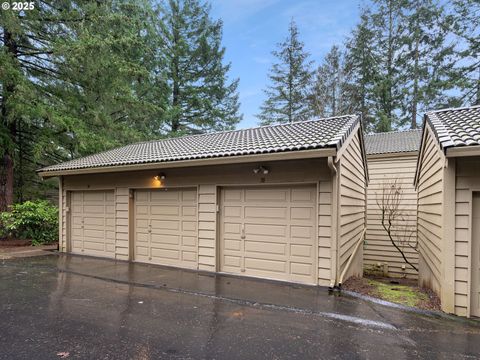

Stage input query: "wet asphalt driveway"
[{"left": 1, "top": 254, "right": 480, "bottom": 359}]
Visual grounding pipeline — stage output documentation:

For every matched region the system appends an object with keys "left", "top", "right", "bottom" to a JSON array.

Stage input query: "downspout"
[{"left": 328, "top": 156, "right": 339, "bottom": 289}]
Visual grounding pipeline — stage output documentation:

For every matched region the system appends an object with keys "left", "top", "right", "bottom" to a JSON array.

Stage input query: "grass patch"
[{"left": 367, "top": 279, "right": 428, "bottom": 308}]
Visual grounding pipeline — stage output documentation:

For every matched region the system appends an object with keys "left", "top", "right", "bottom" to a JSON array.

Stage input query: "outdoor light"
[
  {"left": 253, "top": 166, "right": 269, "bottom": 175},
  {"left": 154, "top": 173, "right": 166, "bottom": 181}
]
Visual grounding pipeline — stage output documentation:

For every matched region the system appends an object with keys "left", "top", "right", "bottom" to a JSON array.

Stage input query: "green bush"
[{"left": 0, "top": 200, "right": 58, "bottom": 245}]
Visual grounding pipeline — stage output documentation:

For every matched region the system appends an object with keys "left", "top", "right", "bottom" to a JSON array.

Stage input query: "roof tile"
[
  {"left": 39, "top": 115, "right": 359, "bottom": 173},
  {"left": 365, "top": 130, "right": 422, "bottom": 155}
]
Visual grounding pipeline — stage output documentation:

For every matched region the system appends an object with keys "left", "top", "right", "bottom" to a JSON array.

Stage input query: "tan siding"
[
  {"left": 115, "top": 187, "right": 129, "bottom": 260},
  {"left": 338, "top": 132, "right": 366, "bottom": 279},
  {"left": 62, "top": 158, "right": 334, "bottom": 285},
  {"left": 318, "top": 180, "right": 332, "bottom": 286},
  {"left": 59, "top": 179, "right": 67, "bottom": 252},
  {"left": 416, "top": 125, "right": 444, "bottom": 294},
  {"left": 454, "top": 157, "right": 480, "bottom": 316},
  {"left": 198, "top": 185, "right": 217, "bottom": 271},
  {"left": 364, "top": 155, "right": 418, "bottom": 278}
]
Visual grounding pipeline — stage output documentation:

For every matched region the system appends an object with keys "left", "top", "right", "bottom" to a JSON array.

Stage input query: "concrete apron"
[{"left": 30, "top": 253, "right": 473, "bottom": 330}]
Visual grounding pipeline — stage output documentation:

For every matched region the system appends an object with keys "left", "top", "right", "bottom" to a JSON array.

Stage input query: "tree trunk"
[
  {"left": 411, "top": 34, "right": 420, "bottom": 129},
  {"left": 1, "top": 28, "right": 18, "bottom": 212},
  {"left": 0, "top": 155, "right": 14, "bottom": 212}
]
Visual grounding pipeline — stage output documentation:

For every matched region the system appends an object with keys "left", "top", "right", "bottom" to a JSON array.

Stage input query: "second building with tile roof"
[{"left": 364, "top": 130, "right": 422, "bottom": 280}]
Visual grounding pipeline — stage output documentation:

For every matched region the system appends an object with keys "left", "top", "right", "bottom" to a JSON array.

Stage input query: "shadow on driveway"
[{"left": 1, "top": 254, "right": 479, "bottom": 359}]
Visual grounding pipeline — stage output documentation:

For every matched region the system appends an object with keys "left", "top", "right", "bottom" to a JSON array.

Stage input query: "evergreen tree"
[
  {"left": 310, "top": 45, "right": 346, "bottom": 118},
  {"left": 450, "top": 0, "right": 480, "bottom": 105},
  {"left": 398, "top": 0, "right": 456, "bottom": 128},
  {"left": 157, "top": 0, "right": 241, "bottom": 134},
  {"left": 258, "top": 20, "right": 313, "bottom": 125},
  {"left": 343, "top": 9, "right": 378, "bottom": 132},
  {"left": 0, "top": 0, "right": 161, "bottom": 207},
  {"left": 370, "top": 0, "right": 409, "bottom": 132}
]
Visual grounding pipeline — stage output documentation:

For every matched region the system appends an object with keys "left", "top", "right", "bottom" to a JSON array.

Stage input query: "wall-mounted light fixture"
[
  {"left": 253, "top": 166, "right": 269, "bottom": 175},
  {"left": 153, "top": 173, "right": 166, "bottom": 181}
]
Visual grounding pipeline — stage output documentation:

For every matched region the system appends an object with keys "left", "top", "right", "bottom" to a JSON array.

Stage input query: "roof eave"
[
  {"left": 38, "top": 147, "right": 338, "bottom": 178},
  {"left": 446, "top": 145, "right": 480, "bottom": 158}
]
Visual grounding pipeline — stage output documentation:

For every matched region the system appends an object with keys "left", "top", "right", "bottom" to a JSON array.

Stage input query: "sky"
[{"left": 209, "top": 0, "right": 363, "bottom": 129}]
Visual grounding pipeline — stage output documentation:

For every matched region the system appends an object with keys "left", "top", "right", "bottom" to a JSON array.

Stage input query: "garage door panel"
[
  {"left": 151, "top": 205, "right": 180, "bottom": 216},
  {"left": 150, "top": 191, "right": 180, "bottom": 202},
  {"left": 290, "top": 262, "right": 313, "bottom": 276},
  {"left": 220, "top": 185, "right": 317, "bottom": 284},
  {"left": 224, "top": 239, "right": 241, "bottom": 251},
  {"left": 224, "top": 206, "right": 242, "bottom": 217},
  {"left": 151, "top": 234, "right": 180, "bottom": 245},
  {"left": 135, "top": 205, "right": 149, "bottom": 215},
  {"left": 151, "top": 219, "right": 179, "bottom": 230},
  {"left": 69, "top": 190, "right": 115, "bottom": 259},
  {"left": 290, "top": 244, "right": 313, "bottom": 257},
  {"left": 134, "top": 188, "right": 198, "bottom": 269},
  {"left": 224, "top": 255, "right": 241, "bottom": 267},
  {"left": 83, "top": 217, "right": 105, "bottom": 226},
  {"left": 246, "top": 223, "right": 286, "bottom": 237},
  {"left": 83, "top": 205, "right": 105, "bottom": 214},
  {"left": 136, "top": 232, "right": 148, "bottom": 242},
  {"left": 245, "top": 257, "right": 286, "bottom": 273},
  {"left": 182, "top": 206, "right": 196, "bottom": 216},
  {"left": 245, "top": 241, "right": 286, "bottom": 255},
  {"left": 291, "top": 207, "right": 314, "bottom": 220},
  {"left": 245, "top": 189, "right": 287, "bottom": 202},
  {"left": 291, "top": 188, "right": 315, "bottom": 202},
  {"left": 150, "top": 248, "right": 180, "bottom": 260},
  {"left": 245, "top": 206, "right": 287, "bottom": 219},
  {"left": 182, "top": 251, "right": 196, "bottom": 262},
  {"left": 182, "top": 221, "right": 197, "bottom": 231}
]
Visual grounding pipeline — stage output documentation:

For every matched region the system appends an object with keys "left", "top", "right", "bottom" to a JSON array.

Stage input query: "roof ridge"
[
  {"left": 366, "top": 129, "right": 422, "bottom": 137},
  {"left": 132, "top": 114, "right": 358, "bottom": 146},
  {"left": 426, "top": 104, "right": 480, "bottom": 114}
]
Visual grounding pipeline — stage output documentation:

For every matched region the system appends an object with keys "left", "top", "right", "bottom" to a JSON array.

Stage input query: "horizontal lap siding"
[
  {"left": 338, "top": 132, "right": 366, "bottom": 279},
  {"left": 115, "top": 188, "right": 129, "bottom": 260},
  {"left": 417, "top": 127, "right": 444, "bottom": 294},
  {"left": 198, "top": 185, "right": 216, "bottom": 271},
  {"left": 318, "top": 181, "right": 332, "bottom": 286},
  {"left": 455, "top": 157, "right": 480, "bottom": 316},
  {"left": 365, "top": 155, "right": 418, "bottom": 278}
]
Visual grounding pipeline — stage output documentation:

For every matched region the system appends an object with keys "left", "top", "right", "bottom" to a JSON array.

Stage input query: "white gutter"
[
  {"left": 327, "top": 156, "right": 339, "bottom": 289},
  {"left": 38, "top": 148, "right": 337, "bottom": 178}
]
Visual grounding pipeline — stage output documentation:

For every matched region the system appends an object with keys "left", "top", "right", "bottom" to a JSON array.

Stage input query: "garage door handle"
[{"left": 241, "top": 224, "right": 245, "bottom": 239}]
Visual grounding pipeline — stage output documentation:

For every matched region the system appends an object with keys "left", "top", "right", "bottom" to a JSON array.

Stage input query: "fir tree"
[
  {"left": 310, "top": 45, "right": 346, "bottom": 118},
  {"left": 258, "top": 20, "right": 313, "bottom": 125},
  {"left": 343, "top": 9, "right": 378, "bottom": 132},
  {"left": 157, "top": 0, "right": 241, "bottom": 134}
]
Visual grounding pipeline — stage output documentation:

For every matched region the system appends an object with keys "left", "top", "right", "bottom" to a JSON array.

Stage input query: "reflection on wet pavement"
[{"left": 1, "top": 254, "right": 479, "bottom": 359}]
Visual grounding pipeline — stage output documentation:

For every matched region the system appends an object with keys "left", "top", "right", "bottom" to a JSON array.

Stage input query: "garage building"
[
  {"left": 364, "top": 130, "right": 422, "bottom": 279},
  {"left": 38, "top": 115, "right": 368, "bottom": 287},
  {"left": 415, "top": 105, "right": 480, "bottom": 317}
]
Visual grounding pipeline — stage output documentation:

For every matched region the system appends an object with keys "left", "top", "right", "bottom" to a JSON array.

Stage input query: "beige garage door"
[
  {"left": 220, "top": 185, "right": 317, "bottom": 284},
  {"left": 134, "top": 188, "right": 198, "bottom": 269},
  {"left": 472, "top": 192, "right": 480, "bottom": 317},
  {"left": 70, "top": 190, "right": 115, "bottom": 258}
]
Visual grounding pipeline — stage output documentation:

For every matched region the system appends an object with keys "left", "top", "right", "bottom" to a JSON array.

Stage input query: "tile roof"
[
  {"left": 39, "top": 115, "right": 360, "bottom": 174},
  {"left": 365, "top": 129, "right": 422, "bottom": 155},
  {"left": 425, "top": 105, "right": 480, "bottom": 150}
]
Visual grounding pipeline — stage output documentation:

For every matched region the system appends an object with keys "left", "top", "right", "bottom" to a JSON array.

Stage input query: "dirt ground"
[{"left": 343, "top": 275, "right": 441, "bottom": 311}]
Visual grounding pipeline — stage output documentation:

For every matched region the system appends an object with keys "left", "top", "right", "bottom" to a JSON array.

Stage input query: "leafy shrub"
[{"left": 0, "top": 200, "right": 58, "bottom": 245}]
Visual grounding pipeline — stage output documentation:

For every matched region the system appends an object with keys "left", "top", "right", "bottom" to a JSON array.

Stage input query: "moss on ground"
[{"left": 367, "top": 279, "right": 428, "bottom": 308}]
